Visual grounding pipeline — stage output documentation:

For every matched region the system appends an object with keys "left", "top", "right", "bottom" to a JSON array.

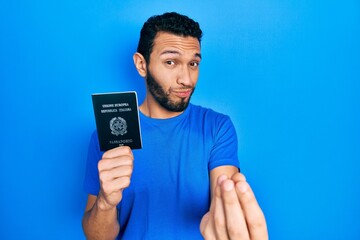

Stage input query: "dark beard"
[{"left": 146, "top": 69, "right": 194, "bottom": 112}]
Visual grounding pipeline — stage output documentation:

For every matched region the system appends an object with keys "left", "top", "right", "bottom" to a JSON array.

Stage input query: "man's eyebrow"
[
  {"left": 160, "top": 50, "right": 181, "bottom": 56},
  {"left": 160, "top": 50, "right": 202, "bottom": 59},
  {"left": 195, "top": 53, "right": 202, "bottom": 59}
]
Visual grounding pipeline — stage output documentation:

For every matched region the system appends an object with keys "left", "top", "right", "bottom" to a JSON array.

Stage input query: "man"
[{"left": 82, "top": 12, "right": 268, "bottom": 239}]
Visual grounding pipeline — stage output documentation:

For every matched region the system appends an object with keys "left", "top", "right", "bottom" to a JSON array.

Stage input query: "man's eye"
[
  {"left": 165, "top": 60, "right": 175, "bottom": 65},
  {"left": 190, "top": 62, "right": 199, "bottom": 67}
]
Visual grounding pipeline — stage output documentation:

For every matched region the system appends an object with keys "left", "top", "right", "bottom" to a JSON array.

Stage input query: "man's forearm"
[{"left": 82, "top": 200, "right": 120, "bottom": 240}]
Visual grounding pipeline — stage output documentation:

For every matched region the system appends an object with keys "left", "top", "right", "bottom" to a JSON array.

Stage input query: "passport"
[{"left": 92, "top": 91, "right": 142, "bottom": 151}]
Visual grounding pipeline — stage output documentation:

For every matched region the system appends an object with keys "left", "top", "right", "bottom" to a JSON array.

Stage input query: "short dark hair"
[{"left": 137, "top": 12, "right": 203, "bottom": 64}]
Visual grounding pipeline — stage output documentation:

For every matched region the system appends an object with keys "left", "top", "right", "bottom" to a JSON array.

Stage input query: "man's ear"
[{"left": 133, "top": 52, "right": 147, "bottom": 77}]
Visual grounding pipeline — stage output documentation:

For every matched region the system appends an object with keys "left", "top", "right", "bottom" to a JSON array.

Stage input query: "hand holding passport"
[{"left": 92, "top": 92, "right": 142, "bottom": 151}]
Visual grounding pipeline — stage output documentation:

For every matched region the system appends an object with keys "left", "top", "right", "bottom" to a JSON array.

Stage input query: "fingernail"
[
  {"left": 217, "top": 174, "right": 228, "bottom": 185},
  {"left": 236, "top": 182, "right": 248, "bottom": 193},
  {"left": 223, "top": 180, "right": 234, "bottom": 191}
]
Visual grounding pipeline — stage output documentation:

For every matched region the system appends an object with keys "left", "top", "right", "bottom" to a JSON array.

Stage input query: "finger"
[
  {"left": 208, "top": 175, "right": 227, "bottom": 214},
  {"left": 101, "top": 176, "right": 131, "bottom": 194},
  {"left": 214, "top": 182, "right": 229, "bottom": 240},
  {"left": 231, "top": 172, "right": 246, "bottom": 183},
  {"left": 200, "top": 205, "right": 217, "bottom": 239},
  {"left": 200, "top": 175, "right": 230, "bottom": 240},
  {"left": 98, "top": 155, "right": 133, "bottom": 171},
  {"left": 200, "top": 212, "right": 217, "bottom": 240},
  {"left": 235, "top": 181, "right": 268, "bottom": 240},
  {"left": 200, "top": 212, "right": 210, "bottom": 236},
  {"left": 102, "top": 146, "right": 133, "bottom": 159},
  {"left": 99, "top": 165, "right": 133, "bottom": 182},
  {"left": 221, "top": 179, "right": 250, "bottom": 240}
]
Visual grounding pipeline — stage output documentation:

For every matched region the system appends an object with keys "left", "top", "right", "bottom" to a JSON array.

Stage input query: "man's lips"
[{"left": 172, "top": 89, "right": 193, "bottom": 98}]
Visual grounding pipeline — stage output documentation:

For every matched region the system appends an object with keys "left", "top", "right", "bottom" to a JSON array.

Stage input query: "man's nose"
[{"left": 177, "top": 65, "right": 192, "bottom": 86}]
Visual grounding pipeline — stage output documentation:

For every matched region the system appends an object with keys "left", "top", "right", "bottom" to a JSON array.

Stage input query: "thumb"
[{"left": 200, "top": 212, "right": 210, "bottom": 235}]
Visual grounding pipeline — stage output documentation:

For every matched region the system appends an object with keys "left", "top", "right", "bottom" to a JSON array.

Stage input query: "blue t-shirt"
[{"left": 84, "top": 104, "right": 240, "bottom": 239}]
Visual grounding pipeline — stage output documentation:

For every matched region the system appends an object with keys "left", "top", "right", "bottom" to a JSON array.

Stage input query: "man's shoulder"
[{"left": 189, "top": 103, "right": 229, "bottom": 119}]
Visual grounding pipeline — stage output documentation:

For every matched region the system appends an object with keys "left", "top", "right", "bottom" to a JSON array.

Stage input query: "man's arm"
[
  {"left": 82, "top": 195, "right": 119, "bottom": 240},
  {"left": 200, "top": 166, "right": 268, "bottom": 240},
  {"left": 82, "top": 146, "right": 134, "bottom": 240}
]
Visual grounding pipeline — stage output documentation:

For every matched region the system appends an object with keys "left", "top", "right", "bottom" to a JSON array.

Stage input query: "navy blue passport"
[{"left": 92, "top": 92, "right": 142, "bottom": 151}]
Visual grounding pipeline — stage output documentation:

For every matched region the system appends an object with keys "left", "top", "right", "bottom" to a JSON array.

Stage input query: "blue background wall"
[{"left": 1, "top": 1, "right": 359, "bottom": 239}]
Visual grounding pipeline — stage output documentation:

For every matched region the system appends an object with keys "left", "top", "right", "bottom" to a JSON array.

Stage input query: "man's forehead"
[{"left": 153, "top": 32, "right": 201, "bottom": 54}]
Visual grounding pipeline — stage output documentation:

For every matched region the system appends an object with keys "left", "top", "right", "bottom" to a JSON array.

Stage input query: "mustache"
[{"left": 170, "top": 86, "right": 194, "bottom": 91}]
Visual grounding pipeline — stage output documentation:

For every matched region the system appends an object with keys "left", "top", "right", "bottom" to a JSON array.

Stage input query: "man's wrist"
[{"left": 96, "top": 193, "right": 117, "bottom": 212}]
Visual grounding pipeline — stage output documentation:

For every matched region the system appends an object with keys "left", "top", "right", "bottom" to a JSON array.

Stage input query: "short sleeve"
[
  {"left": 208, "top": 115, "right": 240, "bottom": 171},
  {"left": 83, "top": 131, "right": 103, "bottom": 196}
]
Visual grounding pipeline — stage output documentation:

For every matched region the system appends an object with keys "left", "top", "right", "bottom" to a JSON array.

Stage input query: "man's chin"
[{"left": 161, "top": 99, "right": 190, "bottom": 112}]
